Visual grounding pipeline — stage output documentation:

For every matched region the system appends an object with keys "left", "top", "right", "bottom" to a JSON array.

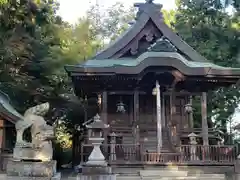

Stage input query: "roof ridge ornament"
[
  {"left": 134, "top": 0, "right": 163, "bottom": 20},
  {"left": 146, "top": 0, "right": 154, "bottom": 3}
]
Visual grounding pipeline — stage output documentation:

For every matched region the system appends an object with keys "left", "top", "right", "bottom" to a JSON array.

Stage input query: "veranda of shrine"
[{"left": 64, "top": 1, "right": 240, "bottom": 167}]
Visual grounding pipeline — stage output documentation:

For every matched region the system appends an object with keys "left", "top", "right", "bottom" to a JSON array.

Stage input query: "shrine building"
[{"left": 65, "top": 0, "right": 240, "bottom": 166}]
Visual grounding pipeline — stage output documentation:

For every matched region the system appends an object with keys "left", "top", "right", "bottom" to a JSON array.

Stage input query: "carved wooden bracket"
[{"left": 170, "top": 70, "right": 185, "bottom": 88}]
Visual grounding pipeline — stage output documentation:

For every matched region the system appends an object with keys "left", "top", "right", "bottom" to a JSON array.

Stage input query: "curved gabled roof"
[
  {"left": 65, "top": 1, "right": 240, "bottom": 82},
  {"left": 0, "top": 91, "right": 23, "bottom": 124},
  {"left": 94, "top": 1, "right": 208, "bottom": 62},
  {"left": 66, "top": 52, "right": 240, "bottom": 78}
]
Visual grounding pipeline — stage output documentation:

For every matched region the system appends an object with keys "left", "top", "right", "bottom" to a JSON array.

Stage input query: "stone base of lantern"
[
  {"left": 69, "top": 166, "right": 116, "bottom": 180},
  {"left": 82, "top": 166, "right": 112, "bottom": 174},
  {"left": 69, "top": 174, "right": 116, "bottom": 180},
  {"left": 86, "top": 160, "right": 107, "bottom": 166},
  {"left": 86, "top": 138, "right": 107, "bottom": 166}
]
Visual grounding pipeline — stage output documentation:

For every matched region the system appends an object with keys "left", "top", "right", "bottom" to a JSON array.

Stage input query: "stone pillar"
[
  {"left": 133, "top": 90, "right": 140, "bottom": 144},
  {"left": 155, "top": 81, "right": 162, "bottom": 153},
  {"left": 201, "top": 92, "right": 209, "bottom": 145}
]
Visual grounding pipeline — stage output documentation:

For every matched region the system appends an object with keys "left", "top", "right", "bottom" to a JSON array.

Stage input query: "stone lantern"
[
  {"left": 185, "top": 103, "right": 193, "bottom": 114},
  {"left": 116, "top": 101, "right": 126, "bottom": 114},
  {"left": 188, "top": 132, "right": 198, "bottom": 161},
  {"left": 85, "top": 114, "right": 109, "bottom": 166}
]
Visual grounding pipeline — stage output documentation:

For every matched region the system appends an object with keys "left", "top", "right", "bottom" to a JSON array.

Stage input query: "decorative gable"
[
  {"left": 94, "top": 0, "right": 208, "bottom": 62},
  {"left": 148, "top": 37, "right": 177, "bottom": 53}
]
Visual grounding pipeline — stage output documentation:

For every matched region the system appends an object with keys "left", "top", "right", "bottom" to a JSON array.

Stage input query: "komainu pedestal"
[
  {"left": 6, "top": 160, "right": 60, "bottom": 180},
  {"left": 6, "top": 102, "right": 61, "bottom": 180}
]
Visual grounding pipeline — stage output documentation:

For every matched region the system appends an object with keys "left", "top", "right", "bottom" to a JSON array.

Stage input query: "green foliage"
[
  {"left": 0, "top": 0, "right": 65, "bottom": 111},
  {"left": 55, "top": 121, "right": 72, "bottom": 149},
  {"left": 87, "top": 2, "right": 135, "bottom": 42},
  {"left": 175, "top": 0, "right": 240, "bottom": 133},
  {"left": 162, "top": 9, "right": 176, "bottom": 29}
]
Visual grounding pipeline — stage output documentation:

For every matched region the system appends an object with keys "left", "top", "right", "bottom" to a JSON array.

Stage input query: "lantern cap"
[
  {"left": 86, "top": 114, "right": 109, "bottom": 129},
  {"left": 188, "top": 132, "right": 198, "bottom": 137}
]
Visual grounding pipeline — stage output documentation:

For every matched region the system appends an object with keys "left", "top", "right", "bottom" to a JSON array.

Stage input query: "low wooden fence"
[{"left": 80, "top": 144, "right": 237, "bottom": 165}]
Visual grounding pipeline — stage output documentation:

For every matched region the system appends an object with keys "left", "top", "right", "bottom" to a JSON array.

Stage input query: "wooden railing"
[
  {"left": 80, "top": 144, "right": 237, "bottom": 165},
  {"left": 179, "top": 145, "right": 237, "bottom": 163}
]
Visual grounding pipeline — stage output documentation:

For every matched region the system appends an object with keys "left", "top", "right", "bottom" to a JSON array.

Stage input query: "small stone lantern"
[
  {"left": 116, "top": 101, "right": 126, "bottom": 114},
  {"left": 185, "top": 103, "right": 193, "bottom": 114},
  {"left": 85, "top": 114, "right": 109, "bottom": 166},
  {"left": 188, "top": 132, "right": 198, "bottom": 161},
  {"left": 188, "top": 132, "right": 197, "bottom": 143}
]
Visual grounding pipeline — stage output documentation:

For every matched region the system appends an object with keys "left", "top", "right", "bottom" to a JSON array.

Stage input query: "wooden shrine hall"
[{"left": 65, "top": 0, "right": 240, "bottom": 165}]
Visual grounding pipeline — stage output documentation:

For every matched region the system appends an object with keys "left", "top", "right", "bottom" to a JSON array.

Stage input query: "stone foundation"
[
  {"left": 6, "top": 173, "right": 61, "bottom": 180},
  {"left": 82, "top": 166, "right": 112, "bottom": 174},
  {"left": 13, "top": 146, "right": 52, "bottom": 161},
  {"left": 69, "top": 166, "right": 116, "bottom": 180},
  {"left": 6, "top": 160, "right": 61, "bottom": 180},
  {"left": 73, "top": 174, "right": 116, "bottom": 180}
]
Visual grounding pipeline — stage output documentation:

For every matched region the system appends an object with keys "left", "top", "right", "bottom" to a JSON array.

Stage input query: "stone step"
[
  {"left": 0, "top": 174, "right": 6, "bottom": 179},
  {"left": 142, "top": 175, "right": 224, "bottom": 180},
  {"left": 117, "top": 175, "right": 140, "bottom": 180},
  {"left": 140, "top": 170, "right": 188, "bottom": 177},
  {"left": 140, "top": 170, "right": 225, "bottom": 180},
  {"left": 113, "top": 167, "right": 141, "bottom": 175},
  {"left": 147, "top": 177, "right": 225, "bottom": 180}
]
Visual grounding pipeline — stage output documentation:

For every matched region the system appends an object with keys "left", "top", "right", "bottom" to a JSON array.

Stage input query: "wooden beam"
[
  {"left": 108, "top": 91, "right": 146, "bottom": 95},
  {"left": 163, "top": 91, "right": 201, "bottom": 96}
]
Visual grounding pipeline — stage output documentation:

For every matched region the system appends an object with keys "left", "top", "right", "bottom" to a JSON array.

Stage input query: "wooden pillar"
[
  {"left": 0, "top": 119, "right": 4, "bottom": 150},
  {"left": 155, "top": 81, "right": 162, "bottom": 152},
  {"left": 170, "top": 88, "right": 178, "bottom": 146},
  {"left": 162, "top": 94, "right": 166, "bottom": 128},
  {"left": 102, "top": 91, "right": 108, "bottom": 148},
  {"left": 101, "top": 91, "right": 108, "bottom": 124},
  {"left": 0, "top": 119, "right": 5, "bottom": 171},
  {"left": 201, "top": 92, "right": 209, "bottom": 145},
  {"left": 189, "top": 96, "right": 194, "bottom": 129},
  {"left": 133, "top": 90, "right": 140, "bottom": 144}
]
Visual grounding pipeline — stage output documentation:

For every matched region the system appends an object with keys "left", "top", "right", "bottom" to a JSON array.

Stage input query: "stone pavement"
[{"left": 0, "top": 171, "right": 71, "bottom": 180}]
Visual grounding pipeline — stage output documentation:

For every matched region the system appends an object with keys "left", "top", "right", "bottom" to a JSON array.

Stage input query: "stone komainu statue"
[
  {"left": 13, "top": 102, "right": 54, "bottom": 161},
  {"left": 0, "top": 91, "right": 54, "bottom": 161},
  {"left": 15, "top": 102, "right": 51, "bottom": 145}
]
